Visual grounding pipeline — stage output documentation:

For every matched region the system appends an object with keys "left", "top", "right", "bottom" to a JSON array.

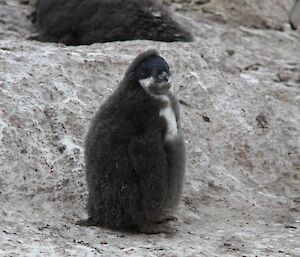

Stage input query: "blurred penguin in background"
[{"left": 33, "top": 0, "right": 193, "bottom": 45}]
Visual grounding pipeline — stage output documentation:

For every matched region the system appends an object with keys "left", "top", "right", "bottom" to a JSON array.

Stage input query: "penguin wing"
[{"left": 128, "top": 130, "right": 168, "bottom": 219}]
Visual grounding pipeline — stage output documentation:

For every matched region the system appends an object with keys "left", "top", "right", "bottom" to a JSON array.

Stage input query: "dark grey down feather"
[
  {"left": 34, "top": 0, "right": 193, "bottom": 45},
  {"left": 78, "top": 50, "right": 186, "bottom": 232}
]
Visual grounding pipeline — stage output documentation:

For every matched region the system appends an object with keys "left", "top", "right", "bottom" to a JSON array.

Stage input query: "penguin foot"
[
  {"left": 137, "top": 223, "right": 176, "bottom": 235},
  {"left": 162, "top": 215, "right": 178, "bottom": 222},
  {"left": 76, "top": 217, "right": 98, "bottom": 226}
]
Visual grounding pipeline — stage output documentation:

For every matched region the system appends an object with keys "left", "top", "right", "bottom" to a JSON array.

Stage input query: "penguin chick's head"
[{"left": 136, "top": 55, "right": 172, "bottom": 95}]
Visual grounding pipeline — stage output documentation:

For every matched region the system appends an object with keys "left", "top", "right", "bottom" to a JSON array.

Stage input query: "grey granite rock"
[{"left": 0, "top": 0, "right": 299, "bottom": 256}]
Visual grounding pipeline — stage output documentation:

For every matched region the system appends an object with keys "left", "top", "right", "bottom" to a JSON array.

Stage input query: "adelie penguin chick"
[
  {"left": 33, "top": 0, "right": 193, "bottom": 45},
  {"left": 77, "top": 50, "right": 186, "bottom": 234},
  {"left": 289, "top": 0, "right": 300, "bottom": 30}
]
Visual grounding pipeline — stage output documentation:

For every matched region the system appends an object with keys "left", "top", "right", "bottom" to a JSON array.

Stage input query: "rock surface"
[
  {"left": 0, "top": 0, "right": 299, "bottom": 256},
  {"left": 167, "top": 0, "right": 294, "bottom": 30}
]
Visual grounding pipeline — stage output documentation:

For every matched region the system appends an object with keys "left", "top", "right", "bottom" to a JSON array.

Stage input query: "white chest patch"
[
  {"left": 139, "top": 77, "right": 154, "bottom": 92},
  {"left": 158, "top": 96, "right": 178, "bottom": 142},
  {"left": 138, "top": 78, "right": 177, "bottom": 141}
]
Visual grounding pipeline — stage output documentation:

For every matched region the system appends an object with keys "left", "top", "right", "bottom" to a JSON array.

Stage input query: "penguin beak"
[
  {"left": 139, "top": 72, "right": 172, "bottom": 95},
  {"left": 156, "top": 71, "right": 169, "bottom": 83},
  {"left": 155, "top": 74, "right": 172, "bottom": 94}
]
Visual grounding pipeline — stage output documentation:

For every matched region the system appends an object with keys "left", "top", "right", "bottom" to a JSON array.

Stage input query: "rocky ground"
[
  {"left": 0, "top": 0, "right": 299, "bottom": 256},
  {"left": 167, "top": 0, "right": 292, "bottom": 30}
]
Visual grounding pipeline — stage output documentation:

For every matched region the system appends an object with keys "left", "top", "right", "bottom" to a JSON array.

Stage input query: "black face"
[
  {"left": 136, "top": 56, "right": 172, "bottom": 95},
  {"left": 136, "top": 56, "right": 171, "bottom": 82}
]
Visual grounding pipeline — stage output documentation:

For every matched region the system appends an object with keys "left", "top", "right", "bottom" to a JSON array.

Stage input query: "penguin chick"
[
  {"left": 77, "top": 49, "right": 186, "bottom": 234},
  {"left": 289, "top": 0, "right": 300, "bottom": 30},
  {"left": 33, "top": 0, "right": 193, "bottom": 45}
]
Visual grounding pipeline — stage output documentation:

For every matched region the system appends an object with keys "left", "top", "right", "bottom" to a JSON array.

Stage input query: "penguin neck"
[{"left": 152, "top": 94, "right": 170, "bottom": 104}]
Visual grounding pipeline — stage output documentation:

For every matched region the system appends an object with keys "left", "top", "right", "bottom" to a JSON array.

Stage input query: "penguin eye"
[{"left": 139, "top": 71, "right": 147, "bottom": 78}]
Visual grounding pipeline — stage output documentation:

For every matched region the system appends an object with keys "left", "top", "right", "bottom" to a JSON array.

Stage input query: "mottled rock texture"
[
  {"left": 0, "top": 0, "right": 299, "bottom": 256},
  {"left": 166, "top": 0, "right": 294, "bottom": 30}
]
